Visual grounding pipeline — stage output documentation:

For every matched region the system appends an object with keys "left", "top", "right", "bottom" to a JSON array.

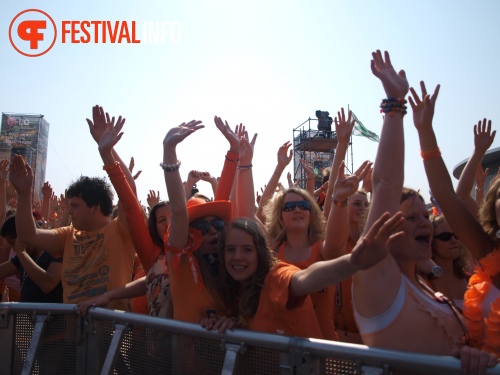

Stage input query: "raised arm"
[
  {"left": 164, "top": 121, "right": 204, "bottom": 248},
  {"left": 299, "top": 159, "right": 315, "bottom": 196},
  {"left": 410, "top": 83, "right": 494, "bottom": 259},
  {"left": 10, "top": 155, "right": 62, "bottom": 255},
  {"left": 474, "top": 164, "right": 488, "bottom": 205},
  {"left": 321, "top": 160, "right": 371, "bottom": 260},
  {"left": 323, "top": 108, "right": 355, "bottom": 219},
  {"left": 40, "top": 182, "right": 52, "bottom": 221},
  {"left": 352, "top": 50, "right": 409, "bottom": 316},
  {"left": 87, "top": 105, "right": 137, "bottom": 195},
  {"left": 184, "top": 170, "right": 202, "bottom": 201},
  {"left": 256, "top": 141, "right": 293, "bottom": 223},
  {"left": 455, "top": 119, "right": 495, "bottom": 217},
  {"left": 236, "top": 132, "right": 258, "bottom": 219},
  {"left": 201, "top": 172, "right": 218, "bottom": 199},
  {"left": 213, "top": 116, "right": 240, "bottom": 201},
  {"left": 98, "top": 116, "right": 160, "bottom": 271}
]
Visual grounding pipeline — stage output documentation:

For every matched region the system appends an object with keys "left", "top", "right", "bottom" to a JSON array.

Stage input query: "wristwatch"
[{"left": 427, "top": 265, "right": 444, "bottom": 280}]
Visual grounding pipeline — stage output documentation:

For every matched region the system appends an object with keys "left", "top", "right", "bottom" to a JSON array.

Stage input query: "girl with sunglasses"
[
  {"left": 250, "top": 113, "right": 370, "bottom": 340},
  {"left": 351, "top": 50, "right": 496, "bottom": 373},
  {"left": 426, "top": 215, "right": 470, "bottom": 311}
]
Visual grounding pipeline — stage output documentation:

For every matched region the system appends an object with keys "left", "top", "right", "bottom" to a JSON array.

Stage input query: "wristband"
[{"left": 332, "top": 197, "right": 348, "bottom": 207}]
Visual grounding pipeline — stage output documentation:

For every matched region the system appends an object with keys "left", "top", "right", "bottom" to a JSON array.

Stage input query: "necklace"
[
  {"left": 463, "top": 248, "right": 500, "bottom": 356},
  {"left": 20, "top": 252, "right": 45, "bottom": 291}
]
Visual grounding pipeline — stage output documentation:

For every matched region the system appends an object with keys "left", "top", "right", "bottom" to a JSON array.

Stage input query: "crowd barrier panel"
[{"left": 1, "top": 302, "right": 499, "bottom": 375}]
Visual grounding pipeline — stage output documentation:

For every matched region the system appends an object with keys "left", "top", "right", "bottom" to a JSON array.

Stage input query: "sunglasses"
[
  {"left": 190, "top": 218, "right": 225, "bottom": 235},
  {"left": 282, "top": 200, "right": 312, "bottom": 212},
  {"left": 434, "top": 232, "right": 458, "bottom": 241}
]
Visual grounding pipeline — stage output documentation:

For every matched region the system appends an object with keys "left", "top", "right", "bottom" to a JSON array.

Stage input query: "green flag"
[{"left": 350, "top": 111, "right": 379, "bottom": 143}]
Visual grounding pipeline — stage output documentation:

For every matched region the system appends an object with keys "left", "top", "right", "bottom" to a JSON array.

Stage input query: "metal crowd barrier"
[{"left": 1, "top": 302, "right": 499, "bottom": 375}]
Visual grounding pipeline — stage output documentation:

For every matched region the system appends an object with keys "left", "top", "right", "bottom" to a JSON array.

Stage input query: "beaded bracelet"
[
  {"left": 419, "top": 148, "right": 441, "bottom": 161},
  {"left": 225, "top": 155, "right": 239, "bottom": 163},
  {"left": 237, "top": 164, "right": 253, "bottom": 170},
  {"left": 160, "top": 160, "right": 181, "bottom": 172},
  {"left": 102, "top": 161, "right": 119, "bottom": 171},
  {"left": 380, "top": 97, "right": 407, "bottom": 116}
]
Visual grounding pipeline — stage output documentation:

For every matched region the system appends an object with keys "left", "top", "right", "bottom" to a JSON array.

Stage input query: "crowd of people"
[{"left": 1, "top": 50, "right": 500, "bottom": 374}]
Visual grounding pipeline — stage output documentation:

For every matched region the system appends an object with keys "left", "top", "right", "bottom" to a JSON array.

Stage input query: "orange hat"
[{"left": 186, "top": 198, "right": 232, "bottom": 223}]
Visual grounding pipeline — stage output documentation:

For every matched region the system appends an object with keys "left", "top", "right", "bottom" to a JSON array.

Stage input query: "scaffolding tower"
[{"left": 293, "top": 117, "right": 353, "bottom": 190}]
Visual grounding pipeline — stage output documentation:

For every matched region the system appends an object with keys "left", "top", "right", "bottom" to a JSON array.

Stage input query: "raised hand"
[
  {"left": 163, "top": 120, "right": 204, "bottom": 148},
  {"left": 9, "top": 154, "right": 33, "bottom": 195},
  {"left": 59, "top": 190, "right": 69, "bottom": 212},
  {"left": 300, "top": 158, "right": 315, "bottom": 179},
  {"left": 147, "top": 190, "right": 160, "bottom": 208},
  {"left": 409, "top": 81, "right": 440, "bottom": 130},
  {"left": 41, "top": 182, "right": 52, "bottom": 199},
  {"left": 370, "top": 50, "right": 409, "bottom": 99},
  {"left": 287, "top": 172, "right": 300, "bottom": 189},
  {"left": 0, "top": 159, "right": 10, "bottom": 182},
  {"left": 333, "top": 160, "right": 371, "bottom": 202},
  {"left": 238, "top": 131, "right": 258, "bottom": 166},
  {"left": 98, "top": 114, "right": 125, "bottom": 154},
  {"left": 361, "top": 164, "right": 373, "bottom": 193},
  {"left": 334, "top": 108, "right": 355, "bottom": 143},
  {"left": 277, "top": 141, "right": 293, "bottom": 168},
  {"left": 474, "top": 118, "right": 496, "bottom": 153},
  {"left": 350, "top": 211, "right": 405, "bottom": 271},
  {"left": 86, "top": 105, "right": 109, "bottom": 143},
  {"left": 214, "top": 116, "right": 239, "bottom": 153},
  {"left": 129, "top": 157, "right": 143, "bottom": 180},
  {"left": 187, "top": 170, "right": 203, "bottom": 185}
]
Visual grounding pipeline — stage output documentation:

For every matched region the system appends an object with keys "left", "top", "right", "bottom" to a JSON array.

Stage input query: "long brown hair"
[{"left": 219, "top": 218, "right": 279, "bottom": 321}]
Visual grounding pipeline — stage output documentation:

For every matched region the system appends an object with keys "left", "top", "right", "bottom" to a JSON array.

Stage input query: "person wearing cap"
[{"left": 162, "top": 116, "right": 240, "bottom": 323}]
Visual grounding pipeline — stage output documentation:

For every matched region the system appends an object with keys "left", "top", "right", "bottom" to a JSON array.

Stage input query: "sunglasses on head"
[
  {"left": 282, "top": 200, "right": 312, "bottom": 212},
  {"left": 434, "top": 232, "right": 458, "bottom": 241},
  {"left": 190, "top": 218, "right": 225, "bottom": 235}
]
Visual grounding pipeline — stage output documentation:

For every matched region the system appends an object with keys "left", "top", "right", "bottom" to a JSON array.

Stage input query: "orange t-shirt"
[
  {"left": 166, "top": 229, "right": 223, "bottom": 323},
  {"left": 334, "top": 237, "right": 359, "bottom": 335},
  {"left": 246, "top": 262, "right": 323, "bottom": 339},
  {"left": 277, "top": 242, "right": 337, "bottom": 340}
]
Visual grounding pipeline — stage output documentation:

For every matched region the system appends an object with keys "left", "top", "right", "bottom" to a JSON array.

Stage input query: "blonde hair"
[
  {"left": 479, "top": 177, "right": 500, "bottom": 244},
  {"left": 263, "top": 187, "right": 325, "bottom": 245}
]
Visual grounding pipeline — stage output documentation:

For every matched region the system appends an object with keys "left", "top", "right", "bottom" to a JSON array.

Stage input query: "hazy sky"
[{"left": 2, "top": 1, "right": 500, "bottom": 205}]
